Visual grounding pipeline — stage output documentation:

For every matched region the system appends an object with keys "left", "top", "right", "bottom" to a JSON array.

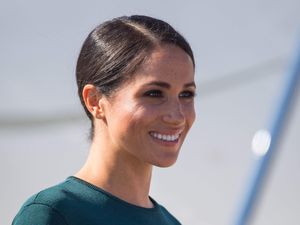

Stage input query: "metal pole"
[{"left": 233, "top": 40, "right": 300, "bottom": 225}]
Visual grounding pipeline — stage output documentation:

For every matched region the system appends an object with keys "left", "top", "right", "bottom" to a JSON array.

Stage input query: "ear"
[{"left": 82, "top": 84, "right": 105, "bottom": 119}]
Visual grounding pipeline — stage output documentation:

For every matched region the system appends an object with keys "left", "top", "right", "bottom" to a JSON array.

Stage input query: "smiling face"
[{"left": 99, "top": 44, "right": 196, "bottom": 167}]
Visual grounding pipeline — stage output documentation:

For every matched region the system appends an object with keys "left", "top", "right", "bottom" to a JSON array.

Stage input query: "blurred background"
[{"left": 1, "top": 0, "right": 299, "bottom": 224}]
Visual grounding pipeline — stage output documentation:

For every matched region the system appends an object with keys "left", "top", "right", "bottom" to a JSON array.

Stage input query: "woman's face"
[{"left": 101, "top": 45, "right": 196, "bottom": 167}]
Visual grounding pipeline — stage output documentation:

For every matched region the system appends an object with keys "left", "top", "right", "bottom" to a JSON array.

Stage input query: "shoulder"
[
  {"left": 12, "top": 201, "right": 68, "bottom": 225},
  {"left": 12, "top": 179, "right": 76, "bottom": 225},
  {"left": 22, "top": 178, "right": 75, "bottom": 209}
]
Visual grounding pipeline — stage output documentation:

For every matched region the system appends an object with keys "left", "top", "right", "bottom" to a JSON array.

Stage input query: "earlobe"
[{"left": 82, "top": 84, "right": 105, "bottom": 119}]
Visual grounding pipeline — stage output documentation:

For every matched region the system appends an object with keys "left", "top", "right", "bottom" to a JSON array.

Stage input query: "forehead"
[
  {"left": 144, "top": 44, "right": 193, "bottom": 70},
  {"left": 133, "top": 44, "right": 195, "bottom": 83}
]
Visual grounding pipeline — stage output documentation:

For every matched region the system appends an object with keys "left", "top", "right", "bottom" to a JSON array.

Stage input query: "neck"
[{"left": 75, "top": 138, "right": 153, "bottom": 208}]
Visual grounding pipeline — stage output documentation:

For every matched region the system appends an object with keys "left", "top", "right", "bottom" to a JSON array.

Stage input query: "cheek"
[
  {"left": 126, "top": 105, "right": 159, "bottom": 129},
  {"left": 110, "top": 103, "right": 154, "bottom": 135},
  {"left": 184, "top": 103, "right": 196, "bottom": 126},
  {"left": 120, "top": 105, "right": 161, "bottom": 144},
  {"left": 115, "top": 106, "right": 154, "bottom": 152}
]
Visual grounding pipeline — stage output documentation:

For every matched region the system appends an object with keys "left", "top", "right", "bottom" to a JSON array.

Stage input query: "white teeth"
[{"left": 150, "top": 132, "right": 180, "bottom": 142}]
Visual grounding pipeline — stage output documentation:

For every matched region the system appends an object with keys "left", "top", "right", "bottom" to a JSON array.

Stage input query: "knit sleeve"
[{"left": 12, "top": 203, "right": 68, "bottom": 225}]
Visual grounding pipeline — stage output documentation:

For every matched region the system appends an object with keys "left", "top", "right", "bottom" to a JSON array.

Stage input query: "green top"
[{"left": 12, "top": 176, "right": 181, "bottom": 225}]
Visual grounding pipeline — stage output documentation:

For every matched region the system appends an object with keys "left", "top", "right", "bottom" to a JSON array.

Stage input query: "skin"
[{"left": 75, "top": 44, "right": 196, "bottom": 208}]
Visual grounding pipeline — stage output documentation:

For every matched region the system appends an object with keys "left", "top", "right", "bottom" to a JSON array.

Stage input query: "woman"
[{"left": 13, "top": 15, "right": 196, "bottom": 225}]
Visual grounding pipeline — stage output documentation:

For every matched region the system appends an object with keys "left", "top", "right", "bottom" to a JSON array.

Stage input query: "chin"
[{"left": 152, "top": 154, "right": 179, "bottom": 168}]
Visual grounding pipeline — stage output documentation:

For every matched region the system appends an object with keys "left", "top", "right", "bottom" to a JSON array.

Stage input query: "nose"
[{"left": 162, "top": 99, "right": 185, "bottom": 125}]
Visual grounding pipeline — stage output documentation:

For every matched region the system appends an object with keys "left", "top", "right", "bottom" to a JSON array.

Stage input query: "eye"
[
  {"left": 143, "top": 90, "right": 163, "bottom": 98},
  {"left": 179, "top": 91, "right": 195, "bottom": 99}
]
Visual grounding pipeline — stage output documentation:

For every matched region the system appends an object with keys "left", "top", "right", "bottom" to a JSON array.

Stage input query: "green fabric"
[{"left": 12, "top": 176, "right": 181, "bottom": 225}]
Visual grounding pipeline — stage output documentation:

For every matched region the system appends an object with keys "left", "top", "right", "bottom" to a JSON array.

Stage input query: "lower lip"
[{"left": 149, "top": 133, "right": 180, "bottom": 147}]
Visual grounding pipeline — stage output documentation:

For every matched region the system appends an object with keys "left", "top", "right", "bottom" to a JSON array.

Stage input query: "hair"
[{"left": 76, "top": 15, "right": 195, "bottom": 139}]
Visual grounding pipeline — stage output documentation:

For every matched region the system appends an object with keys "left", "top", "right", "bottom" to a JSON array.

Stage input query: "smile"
[{"left": 149, "top": 131, "right": 180, "bottom": 142}]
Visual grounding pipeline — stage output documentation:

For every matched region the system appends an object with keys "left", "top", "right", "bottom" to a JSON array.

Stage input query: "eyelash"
[
  {"left": 179, "top": 91, "right": 195, "bottom": 98},
  {"left": 143, "top": 90, "right": 195, "bottom": 99},
  {"left": 144, "top": 90, "right": 163, "bottom": 97}
]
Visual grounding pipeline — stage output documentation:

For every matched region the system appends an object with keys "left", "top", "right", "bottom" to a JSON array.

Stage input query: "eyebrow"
[{"left": 145, "top": 81, "right": 196, "bottom": 89}]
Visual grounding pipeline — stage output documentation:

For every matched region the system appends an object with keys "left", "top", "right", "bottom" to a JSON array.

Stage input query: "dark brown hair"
[{"left": 76, "top": 15, "right": 195, "bottom": 139}]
